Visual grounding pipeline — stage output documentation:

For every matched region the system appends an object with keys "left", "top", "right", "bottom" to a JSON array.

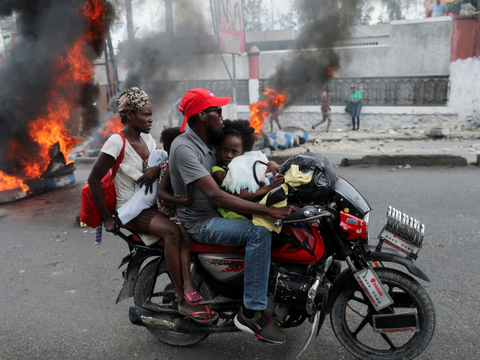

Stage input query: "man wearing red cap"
[{"left": 169, "top": 88, "right": 296, "bottom": 344}]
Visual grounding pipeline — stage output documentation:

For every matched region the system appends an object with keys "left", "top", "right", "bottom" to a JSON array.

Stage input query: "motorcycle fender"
[
  {"left": 368, "top": 245, "right": 430, "bottom": 282},
  {"left": 115, "top": 248, "right": 163, "bottom": 304}
]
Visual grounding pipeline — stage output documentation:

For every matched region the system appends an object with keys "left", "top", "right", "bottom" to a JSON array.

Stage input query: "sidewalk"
[
  {"left": 71, "top": 127, "right": 480, "bottom": 168},
  {"left": 268, "top": 127, "right": 480, "bottom": 167}
]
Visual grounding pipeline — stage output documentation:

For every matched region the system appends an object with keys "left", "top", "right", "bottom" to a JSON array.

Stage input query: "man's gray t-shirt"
[{"left": 169, "top": 127, "right": 220, "bottom": 234}]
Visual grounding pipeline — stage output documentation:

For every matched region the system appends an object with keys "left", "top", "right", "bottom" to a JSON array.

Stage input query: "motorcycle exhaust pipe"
[{"left": 128, "top": 306, "right": 238, "bottom": 334}]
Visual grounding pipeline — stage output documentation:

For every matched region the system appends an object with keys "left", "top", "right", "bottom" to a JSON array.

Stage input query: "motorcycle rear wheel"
[
  {"left": 134, "top": 259, "right": 215, "bottom": 347},
  {"left": 331, "top": 268, "right": 435, "bottom": 360}
]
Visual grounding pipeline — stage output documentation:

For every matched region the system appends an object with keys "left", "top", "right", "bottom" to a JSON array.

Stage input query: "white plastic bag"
[{"left": 222, "top": 151, "right": 269, "bottom": 195}]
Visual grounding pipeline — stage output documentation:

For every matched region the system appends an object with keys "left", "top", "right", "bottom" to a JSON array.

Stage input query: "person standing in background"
[
  {"left": 173, "top": 98, "right": 183, "bottom": 127},
  {"left": 348, "top": 84, "right": 362, "bottom": 131},
  {"left": 428, "top": 0, "right": 449, "bottom": 17},
  {"left": 312, "top": 86, "right": 332, "bottom": 133}
]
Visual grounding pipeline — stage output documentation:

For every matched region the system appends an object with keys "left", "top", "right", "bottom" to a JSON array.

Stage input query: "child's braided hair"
[{"left": 222, "top": 119, "right": 256, "bottom": 152}]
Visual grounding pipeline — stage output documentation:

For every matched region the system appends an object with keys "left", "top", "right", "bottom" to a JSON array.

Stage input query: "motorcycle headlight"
[{"left": 364, "top": 212, "right": 370, "bottom": 241}]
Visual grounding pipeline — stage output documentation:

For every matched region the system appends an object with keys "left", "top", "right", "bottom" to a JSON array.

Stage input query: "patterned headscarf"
[{"left": 116, "top": 87, "right": 151, "bottom": 118}]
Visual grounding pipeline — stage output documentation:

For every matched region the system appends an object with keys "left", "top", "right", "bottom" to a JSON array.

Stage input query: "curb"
[
  {"left": 70, "top": 157, "right": 97, "bottom": 166},
  {"left": 340, "top": 154, "right": 469, "bottom": 167},
  {"left": 306, "top": 132, "right": 480, "bottom": 144}
]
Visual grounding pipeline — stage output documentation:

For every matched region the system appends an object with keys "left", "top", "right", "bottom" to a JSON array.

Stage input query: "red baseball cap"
[{"left": 178, "top": 88, "right": 231, "bottom": 131}]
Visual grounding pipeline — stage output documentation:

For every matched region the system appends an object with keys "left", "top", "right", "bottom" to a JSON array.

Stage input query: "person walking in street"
[
  {"left": 348, "top": 84, "right": 362, "bottom": 130},
  {"left": 169, "top": 88, "right": 297, "bottom": 344},
  {"left": 269, "top": 107, "right": 282, "bottom": 133},
  {"left": 312, "top": 86, "right": 332, "bottom": 133},
  {"left": 428, "top": 0, "right": 449, "bottom": 17}
]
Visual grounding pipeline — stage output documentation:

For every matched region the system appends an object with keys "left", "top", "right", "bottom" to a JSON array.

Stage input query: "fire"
[
  {"left": 0, "top": 171, "right": 29, "bottom": 192},
  {"left": 249, "top": 89, "right": 288, "bottom": 134},
  {"left": 98, "top": 114, "right": 123, "bottom": 141},
  {"left": 0, "top": 0, "right": 106, "bottom": 193},
  {"left": 327, "top": 65, "right": 339, "bottom": 79}
]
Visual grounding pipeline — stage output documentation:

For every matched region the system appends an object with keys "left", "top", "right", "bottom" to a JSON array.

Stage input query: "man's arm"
[{"left": 193, "top": 174, "right": 295, "bottom": 219}]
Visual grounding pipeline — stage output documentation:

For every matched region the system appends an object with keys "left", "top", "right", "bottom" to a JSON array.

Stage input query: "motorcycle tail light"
[{"left": 339, "top": 211, "right": 367, "bottom": 241}]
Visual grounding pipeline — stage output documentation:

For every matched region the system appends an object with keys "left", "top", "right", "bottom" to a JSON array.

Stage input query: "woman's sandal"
[
  {"left": 184, "top": 290, "right": 204, "bottom": 305},
  {"left": 178, "top": 305, "right": 218, "bottom": 324}
]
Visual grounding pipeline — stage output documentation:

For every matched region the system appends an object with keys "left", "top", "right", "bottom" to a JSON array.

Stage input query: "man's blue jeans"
[{"left": 191, "top": 217, "right": 272, "bottom": 311}]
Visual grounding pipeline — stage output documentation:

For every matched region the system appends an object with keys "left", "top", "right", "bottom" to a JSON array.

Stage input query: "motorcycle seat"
[{"left": 132, "top": 234, "right": 244, "bottom": 254}]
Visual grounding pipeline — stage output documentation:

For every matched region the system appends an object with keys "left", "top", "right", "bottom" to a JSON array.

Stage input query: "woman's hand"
[
  {"left": 137, "top": 165, "right": 160, "bottom": 194},
  {"left": 104, "top": 217, "right": 120, "bottom": 234}
]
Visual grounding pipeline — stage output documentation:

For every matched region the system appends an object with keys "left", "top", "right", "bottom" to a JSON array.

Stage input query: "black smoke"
[
  {"left": 268, "top": 0, "right": 359, "bottom": 106},
  {"left": 120, "top": 0, "right": 217, "bottom": 105},
  {"left": 0, "top": 0, "right": 112, "bottom": 176}
]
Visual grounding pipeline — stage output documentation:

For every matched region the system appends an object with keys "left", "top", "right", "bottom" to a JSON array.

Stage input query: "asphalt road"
[{"left": 0, "top": 164, "right": 479, "bottom": 360}]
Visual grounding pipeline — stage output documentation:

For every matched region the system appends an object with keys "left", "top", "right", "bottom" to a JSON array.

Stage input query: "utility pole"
[
  {"left": 125, "top": 0, "right": 134, "bottom": 41},
  {"left": 271, "top": 0, "right": 274, "bottom": 30},
  {"left": 165, "top": 0, "right": 174, "bottom": 40}
]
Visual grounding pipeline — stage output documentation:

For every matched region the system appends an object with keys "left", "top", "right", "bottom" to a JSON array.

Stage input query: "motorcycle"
[{"left": 113, "top": 174, "right": 435, "bottom": 360}]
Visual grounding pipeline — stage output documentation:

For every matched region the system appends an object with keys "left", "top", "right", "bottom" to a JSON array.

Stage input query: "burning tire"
[{"left": 330, "top": 268, "right": 435, "bottom": 360}]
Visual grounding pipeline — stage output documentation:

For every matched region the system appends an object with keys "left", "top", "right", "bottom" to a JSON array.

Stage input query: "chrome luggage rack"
[{"left": 376, "top": 206, "right": 425, "bottom": 260}]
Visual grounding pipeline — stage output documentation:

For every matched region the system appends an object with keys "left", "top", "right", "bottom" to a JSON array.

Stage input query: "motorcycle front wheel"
[
  {"left": 134, "top": 259, "right": 216, "bottom": 347},
  {"left": 330, "top": 267, "right": 435, "bottom": 360}
]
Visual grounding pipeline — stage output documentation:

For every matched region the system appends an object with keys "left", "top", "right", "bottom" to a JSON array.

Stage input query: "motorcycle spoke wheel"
[
  {"left": 331, "top": 268, "right": 435, "bottom": 360},
  {"left": 134, "top": 260, "right": 215, "bottom": 347}
]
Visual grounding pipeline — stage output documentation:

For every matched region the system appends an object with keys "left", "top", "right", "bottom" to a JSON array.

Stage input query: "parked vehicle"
[{"left": 114, "top": 174, "right": 435, "bottom": 360}]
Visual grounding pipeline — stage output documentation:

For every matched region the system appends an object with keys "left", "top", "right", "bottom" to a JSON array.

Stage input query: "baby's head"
[
  {"left": 160, "top": 127, "right": 182, "bottom": 155},
  {"left": 219, "top": 120, "right": 255, "bottom": 166}
]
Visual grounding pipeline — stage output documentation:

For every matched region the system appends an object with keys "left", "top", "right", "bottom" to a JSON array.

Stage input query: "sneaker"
[{"left": 234, "top": 308, "right": 287, "bottom": 344}]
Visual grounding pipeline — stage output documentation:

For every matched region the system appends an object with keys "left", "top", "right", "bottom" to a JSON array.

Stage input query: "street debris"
[{"left": 44, "top": 261, "right": 58, "bottom": 266}]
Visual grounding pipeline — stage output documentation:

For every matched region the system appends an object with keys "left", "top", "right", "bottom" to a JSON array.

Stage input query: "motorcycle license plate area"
[
  {"left": 353, "top": 268, "right": 393, "bottom": 311},
  {"left": 379, "top": 229, "right": 421, "bottom": 258},
  {"left": 372, "top": 313, "right": 419, "bottom": 333}
]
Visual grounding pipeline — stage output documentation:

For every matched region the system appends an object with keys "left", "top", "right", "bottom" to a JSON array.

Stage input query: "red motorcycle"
[{"left": 113, "top": 166, "right": 435, "bottom": 360}]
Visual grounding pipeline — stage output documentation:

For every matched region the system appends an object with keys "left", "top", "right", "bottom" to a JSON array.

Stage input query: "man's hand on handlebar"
[{"left": 268, "top": 205, "right": 300, "bottom": 220}]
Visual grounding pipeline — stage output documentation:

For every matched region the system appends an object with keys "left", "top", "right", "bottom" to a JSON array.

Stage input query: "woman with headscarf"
[{"left": 87, "top": 87, "right": 218, "bottom": 323}]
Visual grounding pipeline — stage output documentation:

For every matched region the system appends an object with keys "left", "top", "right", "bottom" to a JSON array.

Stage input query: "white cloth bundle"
[{"left": 222, "top": 151, "right": 269, "bottom": 195}]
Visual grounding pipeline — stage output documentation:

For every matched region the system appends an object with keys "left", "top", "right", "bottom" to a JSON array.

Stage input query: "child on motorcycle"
[
  {"left": 212, "top": 119, "right": 284, "bottom": 211},
  {"left": 155, "top": 128, "right": 208, "bottom": 308}
]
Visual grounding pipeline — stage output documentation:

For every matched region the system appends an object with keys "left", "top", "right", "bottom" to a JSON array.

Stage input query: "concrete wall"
[
  {"left": 100, "top": 17, "right": 453, "bottom": 86},
  {"left": 258, "top": 18, "right": 453, "bottom": 79},
  {"left": 93, "top": 17, "right": 464, "bottom": 131},
  {"left": 238, "top": 105, "right": 459, "bottom": 133}
]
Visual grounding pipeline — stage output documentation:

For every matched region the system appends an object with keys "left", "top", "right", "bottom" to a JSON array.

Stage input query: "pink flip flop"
[{"left": 184, "top": 290, "right": 204, "bottom": 305}]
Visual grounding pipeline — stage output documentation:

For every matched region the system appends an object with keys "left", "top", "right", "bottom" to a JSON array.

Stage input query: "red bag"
[{"left": 80, "top": 133, "right": 126, "bottom": 228}]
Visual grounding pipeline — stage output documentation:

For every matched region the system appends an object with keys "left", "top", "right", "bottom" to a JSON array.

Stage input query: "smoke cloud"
[
  {"left": 0, "top": 0, "right": 111, "bottom": 175},
  {"left": 268, "top": 0, "right": 359, "bottom": 106},
  {"left": 119, "top": 0, "right": 216, "bottom": 105}
]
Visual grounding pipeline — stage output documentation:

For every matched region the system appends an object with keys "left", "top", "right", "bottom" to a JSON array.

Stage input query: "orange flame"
[
  {"left": 327, "top": 65, "right": 339, "bottom": 79},
  {"left": 248, "top": 89, "right": 287, "bottom": 134},
  {"left": 0, "top": 171, "right": 29, "bottom": 192},
  {"left": 0, "top": 0, "right": 106, "bottom": 192},
  {"left": 98, "top": 114, "right": 123, "bottom": 141}
]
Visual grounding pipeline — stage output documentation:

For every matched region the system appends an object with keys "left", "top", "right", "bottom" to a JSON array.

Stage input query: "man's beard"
[{"left": 206, "top": 125, "right": 224, "bottom": 148}]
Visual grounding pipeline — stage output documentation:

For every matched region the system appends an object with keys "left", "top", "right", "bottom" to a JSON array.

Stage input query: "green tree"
[{"left": 243, "top": 0, "right": 271, "bottom": 31}]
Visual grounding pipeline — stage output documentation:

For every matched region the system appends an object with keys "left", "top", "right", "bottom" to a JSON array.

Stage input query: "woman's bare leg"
[
  {"left": 178, "top": 225, "right": 202, "bottom": 302},
  {"left": 149, "top": 215, "right": 206, "bottom": 316}
]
